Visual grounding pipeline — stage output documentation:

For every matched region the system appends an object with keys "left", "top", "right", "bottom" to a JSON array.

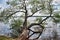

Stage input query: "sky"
[
  {"left": 0, "top": 0, "right": 8, "bottom": 9},
  {"left": 0, "top": 22, "right": 11, "bottom": 35},
  {"left": 0, "top": 0, "right": 60, "bottom": 8},
  {"left": 0, "top": 0, "right": 10, "bottom": 35},
  {"left": 0, "top": 0, "right": 60, "bottom": 9}
]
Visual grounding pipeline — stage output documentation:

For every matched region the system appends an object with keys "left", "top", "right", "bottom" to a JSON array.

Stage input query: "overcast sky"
[
  {"left": 0, "top": 0, "right": 10, "bottom": 35},
  {"left": 0, "top": 0, "right": 8, "bottom": 9},
  {"left": 0, "top": 0, "right": 60, "bottom": 7}
]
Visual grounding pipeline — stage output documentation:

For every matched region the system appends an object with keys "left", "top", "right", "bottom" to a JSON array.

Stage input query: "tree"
[
  {"left": 10, "top": 18, "right": 23, "bottom": 38},
  {"left": 0, "top": 0, "right": 60, "bottom": 40}
]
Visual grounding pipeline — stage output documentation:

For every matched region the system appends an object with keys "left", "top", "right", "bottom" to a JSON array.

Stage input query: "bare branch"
[
  {"left": 28, "top": 29, "right": 43, "bottom": 39},
  {"left": 28, "top": 16, "right": 54, "bottom": 17},
  {"left": 0, "top": 16, "right": 54, "bottom": 17},
  {"left": 28, "top": 16, "right": 50, "bottom": 29},
  {"left": 27, "top": 16, "right": 50, "bottom": 39},
  {"left": 28, "top": 33, "right": 34, "bottom": 38},
  {"left": 6, "top": 11, "right": 25, "bottom": 19},
  {"left": 33, "top": 33, "right": 42, "bottom": 40},
  {"left": 28, "top": 23, "right": 40, "bottom": 29},
  {"left": 39, "top": 16, "right": 50, "bottom": 24},
  {"left": 28, "top": 9, "right": 41, "bottom": 17},
  {"left": 27, "top": 24, "right": 44, "bottom": 39},
  {"left": 28, "top": 29, "right": 41, "bottom": 33}
]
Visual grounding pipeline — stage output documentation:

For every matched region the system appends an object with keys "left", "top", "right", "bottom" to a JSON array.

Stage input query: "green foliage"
[
  {"left": 6, "top": 2, "right": 9, "bottom": 5},
  {"left": 35, "top": 17, "right": 45, "bottom": 28},
  {"left": 30, "top": 0, "right": 40, "bottom": 4},
  {"left": 0, "top": 9, "right": 8, "bottom": 22},
  {"left": 53, "top": 19, "right": 60, "bottom": 23},
  {"left": 6, "top": 0, "right": 18, "bottom": 6},
  {"left": 30, "top": 0, "right": 45, "bottom": 13},
  {"left": 11, "top": 18, "right": 23, "bottom": 30},
  {"left": 30, "top": 0, "right": 53, "bottom": 14},
  {"left": 31, "top": 7, "right": 37, "bottom": 13},
  {"left": 35, "top": 17, "right": 42, "bottom": 23},
  {"left": 54, "top": 13, "right": 60, "bottom": 18},
  {"left": 10, "top": 18, "right": 23, "bottom": 38},
  {"left": 53, "top": 13, "right": 60, "bottom": 23}
]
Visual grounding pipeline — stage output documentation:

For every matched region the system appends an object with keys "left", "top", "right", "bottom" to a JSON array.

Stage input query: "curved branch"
[
  {"left": 31, "top": 29, "right": 43, "bottom": 40},
  {"left": 6, "top": 11, "right": 25, "bottom": 19},
  {"left": 28, "top": 16, "right": 50, "bottom": 29},
  {"left": 32, "top": 33, "right": 42, "bottom": 40},
  {"left": 28, "top": 30, "right": 43, "bottom": 39},
  {"left": 28, "top": 29, "right": 41, "bottom": 33},
  {"left": 28, "top": 25, "right": 44, "bottom": 39},
  {"left": 28, "top": 9, "right": 41, "bottom": 17},
  {"left": 28, "top": 23, "right": 40, "bottom": 29},
  {"left": 28, "top": 33, "right": 34, "bottom": 38}
]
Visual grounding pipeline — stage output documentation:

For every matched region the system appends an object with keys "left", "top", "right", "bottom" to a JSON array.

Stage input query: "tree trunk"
[{"left": 17, "top": 28, "right": 29, "bottom": 40}]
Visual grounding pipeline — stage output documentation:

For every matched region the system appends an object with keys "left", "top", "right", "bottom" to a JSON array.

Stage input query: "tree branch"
[
  {"left": 28, "top": 33, "right": 34, "bottom": 38},
  {"left": 27, "top": 29, "right": 42, "bottom": 39},
  {"left": 28, "top": 25, "right": 44, "bottom": 39},
  {"left": 28, "top": 16, "right": 50, "bottom": 29},
  {"left": 28, "top": 9, "right": 41, "bottom": 17},
  {"left": 6, "top": 11, "right": 25, "bottom": 19},
  {"left": 33, "top": 33, "right": 42, "bottom": 40},
  {"left": 27, "top": 15, "right": 51, "bottom": 39},
  {"left": 28, "top": 23, "right": 40, "bottom": 29},
  {"left": 28, "top": 29, "right": 41, "bottom": 33}
]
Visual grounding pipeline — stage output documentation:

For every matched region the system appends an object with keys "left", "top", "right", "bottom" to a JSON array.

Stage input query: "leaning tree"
[{"left": 0, "top": 0, "right": 60, "bottom": 40}]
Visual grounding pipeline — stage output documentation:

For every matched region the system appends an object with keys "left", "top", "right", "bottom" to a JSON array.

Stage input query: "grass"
[{"left": 0, "top": 35, "right": 15, "bottom": 40}]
